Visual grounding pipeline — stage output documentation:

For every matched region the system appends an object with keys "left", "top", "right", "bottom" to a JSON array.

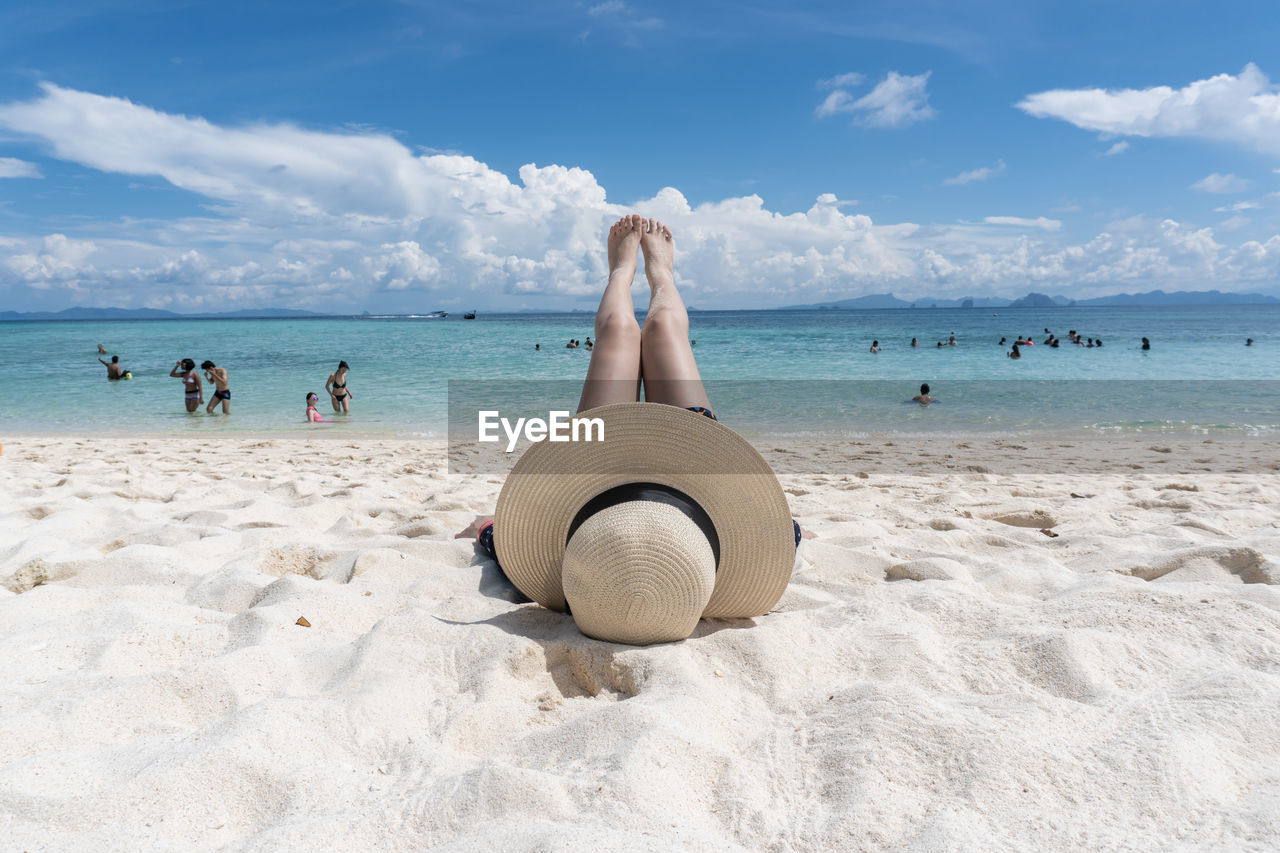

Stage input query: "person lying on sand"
[{"left": 457, "top": 215, "right": 807, "bottom": 645}]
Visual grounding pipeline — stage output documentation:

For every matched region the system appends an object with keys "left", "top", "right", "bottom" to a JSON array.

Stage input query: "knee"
[
  {"left": 595, "top": 311, "right": 640, "bottom": 342},
  {"left": 641, "top": 307, "right": 688, "bottom": 340}
]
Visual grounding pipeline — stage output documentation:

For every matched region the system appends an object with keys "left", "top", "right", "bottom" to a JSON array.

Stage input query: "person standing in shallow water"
[
  {"left": 98, "top": 355, "right": 125, "bottom": 380},
  {"left": 1141, "top": 337, "right": 1151, "bottom": 350},
  {"left": 170, "top": 358, "right": 202, "bottom": 412},
  {"left": 326, "top": 360, "right": 352, "bottom": 413},
  {"left": 202, "top": 361, "right": 231, "bottom": 414}
]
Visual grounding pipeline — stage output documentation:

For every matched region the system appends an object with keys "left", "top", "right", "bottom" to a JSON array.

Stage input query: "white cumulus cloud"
[
  {"left": 815, "top": 71, "right": 935, "bottom": 128},
  {"left": 1018, "top": 64, "right": 1280, "bottom": 156},
  {"left": 0, "top": 84, "right": 1278, "bottom": 310}
]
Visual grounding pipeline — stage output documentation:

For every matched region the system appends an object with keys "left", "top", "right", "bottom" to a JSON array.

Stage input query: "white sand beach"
[{"left": 2, "top": 435, "right": 1279, "bottom": 850}]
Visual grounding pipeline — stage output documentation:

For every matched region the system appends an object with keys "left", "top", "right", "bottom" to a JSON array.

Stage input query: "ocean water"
[{"left": 1, "top": 304, "right": 1277, "bottom": 438}]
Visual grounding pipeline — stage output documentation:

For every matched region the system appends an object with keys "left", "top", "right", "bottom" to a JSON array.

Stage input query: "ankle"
[{"left": 645, "top": 269, "right": 674, "bottom": 289}]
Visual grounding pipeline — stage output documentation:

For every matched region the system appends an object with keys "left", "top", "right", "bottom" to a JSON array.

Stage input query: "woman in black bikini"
[{"left": 326, "top": 360, "right": 352, "bottom": 413}]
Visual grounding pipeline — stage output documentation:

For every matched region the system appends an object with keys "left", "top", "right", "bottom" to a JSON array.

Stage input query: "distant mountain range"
[
  {"left": 0, "top": 306, "right": 328, "bottom": 321},
  {"left": 782, "top": 289, "right": 1279, "bottom": 310},
  {"left": 3, "top": 289, "right": 1277, "bottom": 320}
]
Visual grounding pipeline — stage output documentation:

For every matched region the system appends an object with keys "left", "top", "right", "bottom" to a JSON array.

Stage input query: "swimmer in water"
[
  {"left": 870, "top": 340, "right": 879, "bottom": 353},
  {"left": 98, "top": 354, "right": 126, "bottom": 380},
  {"left": 948, "top": 335, "right": 957, "bottom": 346},
  {"left": 535, "top": 343, "right": 541, "bottom": 351},
  {"left": 97, "top": 344, "right": 108, "bottom": 355},
  {"left": 202, "top": 360, "right": 231, "bottom": 414},
  {"left": 1141, "top": 337, "right": 1151, "bottom": 350},
  {"left": 911, "top": 338, "right": 918, "bottom": 347},
  {"left": 1246, "top": 338, "right": 1254, "bottom": 346},
  {"left": 306, "top": 392, "right": 327, "bottom": 422},
  {"left": 1009, "top": 343, "right": 1022, "bottom": 359},
  {"left": 169, "top": 358, "right": 203, "bottom": 412},
  {"left": 912, "top": 383, "right": 935, "bottom": 405}
]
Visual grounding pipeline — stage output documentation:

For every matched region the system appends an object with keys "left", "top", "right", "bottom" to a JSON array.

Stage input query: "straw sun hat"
[{"left": 493, "top": 402, "right": 795, "bottom": 645}]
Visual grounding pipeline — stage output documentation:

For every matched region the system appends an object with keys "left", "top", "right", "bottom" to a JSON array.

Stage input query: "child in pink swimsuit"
[{"left": 306, "top": 392, "right": 327, "bottom": 423}]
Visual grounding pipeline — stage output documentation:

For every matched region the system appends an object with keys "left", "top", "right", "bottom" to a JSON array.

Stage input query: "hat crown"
[{"left": 562, "top": 501, "right": 715, "bottom": 645}]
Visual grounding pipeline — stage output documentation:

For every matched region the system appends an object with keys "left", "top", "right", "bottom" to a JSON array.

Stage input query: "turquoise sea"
[{"left": 1, "top": 304, "right": 1277, "bottom": 438}]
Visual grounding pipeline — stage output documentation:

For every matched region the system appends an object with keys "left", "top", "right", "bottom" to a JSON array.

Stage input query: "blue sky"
[{"left": 1, "top": 0, "right": 1278, "bottom": 312}]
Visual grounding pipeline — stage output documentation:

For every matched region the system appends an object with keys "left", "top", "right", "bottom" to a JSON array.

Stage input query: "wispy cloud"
[
  {"left": 1018, "top": 64, "right": 1280, "bottom": 156},
  {"left": 1214, "top": 200, "right": 1260, "bottom": 212},
  {"left": 1102, "top": 141, "right": 1129, "bottom": 156},
  {"left": 1191, "top": 172, "right": 1250, "bottom": 193},
  {"left": 817, "top": 72, "right": 865, "bottom": 90},
  {"left": 0, "top": 156, "right": 42, "bottom": 178},
  {"left": 585, "top": 0, "right": 663, "bottom": 38},
  {"left": 815, "top": 71, "right": 935, "bottom": 128},
  {"left": 984, "top": 215, "right": 1061, "bottom": 231},
  {"left": 943, "top": 159, "right": 1006, "bottom": 186}
]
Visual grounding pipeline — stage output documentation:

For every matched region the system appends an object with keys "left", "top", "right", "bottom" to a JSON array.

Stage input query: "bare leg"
[
  {"left": 577, "top": 214, "right": 644, "bottom": 413},
  {"left": 639, "top": 219, "right": 712, "bottom": 410}
]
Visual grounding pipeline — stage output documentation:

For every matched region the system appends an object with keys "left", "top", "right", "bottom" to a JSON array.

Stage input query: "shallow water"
[{"left": 1, "top": 304, "right": 1276, "bottom": 436}]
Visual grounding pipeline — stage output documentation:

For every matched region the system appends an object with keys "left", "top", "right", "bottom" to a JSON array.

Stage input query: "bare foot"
[
  {"left": 607, "top": 214, "right": 643, "bottom": 283},
  {"left": 640, "top": 217, "right": 674, "bottom": 289}
]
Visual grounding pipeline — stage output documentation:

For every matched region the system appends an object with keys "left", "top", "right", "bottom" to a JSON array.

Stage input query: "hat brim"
[{"left": 494, "top": 403, "right": 794, "bottom": 618}]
